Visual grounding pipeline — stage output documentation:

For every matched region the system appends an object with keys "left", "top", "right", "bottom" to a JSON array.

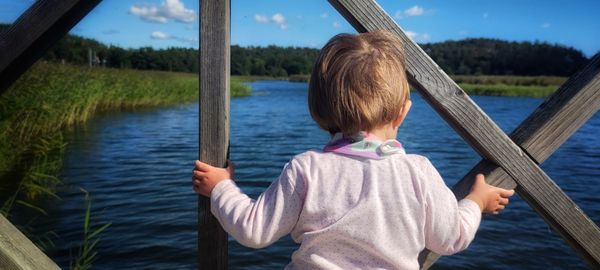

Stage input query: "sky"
[{"left": 1, "top": 0, "right": 599, "bottom": 56}]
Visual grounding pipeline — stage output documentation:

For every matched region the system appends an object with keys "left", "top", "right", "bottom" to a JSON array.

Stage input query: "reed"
[
  {"left": 0, "top": 60, "right": 251, "bottom": 218},
  {"left": 459, "top": 83, "right": 558, "bottom": 98},
  {"left": 451, "top": 75, "right": 567, "bottom": 86},
  {"left": 69, "top": 189, "right": 111, "bottom": 270}
]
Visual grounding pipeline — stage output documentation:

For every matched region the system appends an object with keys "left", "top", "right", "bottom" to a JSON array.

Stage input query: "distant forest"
[{"left": 0, "top": 24, "right": 590, "bottom": 76}]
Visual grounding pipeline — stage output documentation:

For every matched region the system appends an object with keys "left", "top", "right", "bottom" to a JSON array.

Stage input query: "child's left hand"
[{"left": 192, "top": 160, "right": 234, "bottom": 197}]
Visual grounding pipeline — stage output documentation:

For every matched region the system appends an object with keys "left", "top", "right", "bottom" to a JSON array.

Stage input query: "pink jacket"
[{"left": 210, "top": 150, "right": 481, "bottom": 269}]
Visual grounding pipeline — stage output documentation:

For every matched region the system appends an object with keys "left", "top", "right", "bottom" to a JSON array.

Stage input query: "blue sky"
[{"left": 1, "top": 0, "right": 599, "bottom": 56}]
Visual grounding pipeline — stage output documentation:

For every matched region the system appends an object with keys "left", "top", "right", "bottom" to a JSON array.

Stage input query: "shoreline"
[
  {"left": 0, "top": 62, "right": 252, "bottom": 221},
  {"left": 287, "top": 74, "right": 565, "bottom": 98}
]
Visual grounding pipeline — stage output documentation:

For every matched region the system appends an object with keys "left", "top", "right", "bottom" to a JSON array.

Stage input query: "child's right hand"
[
  {"left": 466, "top": 174, "right": 515, "bottom": 214},
  {"left": 192, "top": 160, "right": 235, "bottom": 198}
]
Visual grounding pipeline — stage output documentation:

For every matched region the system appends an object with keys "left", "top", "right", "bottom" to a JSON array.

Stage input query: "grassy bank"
[
  {"left": 459, "top": 83, "right": 557, "bottom": 98},
  {"left": 287, "top": 74, "right": 566, "bottom": 97},
  {"left": 0, "top": 61, "right": 250, "bottom": 216}
]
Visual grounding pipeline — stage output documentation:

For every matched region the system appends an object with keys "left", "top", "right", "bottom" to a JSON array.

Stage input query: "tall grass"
[
  {"left": 70, "top": 189, "right": 111, "bottom": 270},
  {"left": 451, "top": 75, "right": 567, "bottom": 86},
  {"left": 460, "top": 84, "right": 558, "bottom": 98},
  {"left": 0, "top": 61, "right": 250, "bottom": 203},
  {"left": 0, "top": 61, "right": 251, "bottom": 260}
]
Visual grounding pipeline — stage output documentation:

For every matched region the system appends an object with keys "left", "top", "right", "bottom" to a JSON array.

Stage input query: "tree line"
[
  {"left": 420, "top": 38, "right": 589, "bottom": 76},
  {"left": 0, "top": 24, "right": 590, "bottom": 76}
]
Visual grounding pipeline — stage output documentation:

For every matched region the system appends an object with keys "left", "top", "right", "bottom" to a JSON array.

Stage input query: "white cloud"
[
  {"left": 405, "top": 5, "right": 424, "bottom": 16},
  {"left": 254, "top": 14, "right": 269, "bottom": 23},
  {"left": 405, "top": 31, "right": 417, "bottom": 39},
  {"left": 130, "top": 0, "right": 195, "bottom": 24},
  {"left": 395, "top": 5, "right": 426, "bottom": 19},
  {"left": 271, "top": 13, "right": 288, "bottom": 30},
  {"left": 320, "top": 12, "right": 329, "bottom": 19},
  {"left": 483, "top": 12, "right": 489, "bottom": 19},
  {"left": 150, "top": 31, "right": 198, "bottom": 46},
  {"left": 151, "top": 31, "right": 170, "bottom": 40},
  {"left": 271, "top": 13, "right": 286, "bottom": 24},
  {"left": 458, "top": 30, "right": 468, "bottom": 36},
  {"left": 541, "top": 22, "right": 551, "bottom": 28},
  {"left": 405, "top": 31, "right": 430, "bottom": 43},
  {"left": 254, "top": 13, "right": 289, "bottom": 30},
  {"left": 333, "top": 21, "right": 341, "bottom": 28}
]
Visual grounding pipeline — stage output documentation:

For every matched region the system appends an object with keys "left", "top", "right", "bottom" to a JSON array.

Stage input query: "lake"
[{"left": 41, "top": 80, "right": 599, "bottom": 269}]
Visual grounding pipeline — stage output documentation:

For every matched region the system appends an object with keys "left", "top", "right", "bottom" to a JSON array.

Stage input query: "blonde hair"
[{"left": 308, "top": 30, "right": 410, "bottom": 135}]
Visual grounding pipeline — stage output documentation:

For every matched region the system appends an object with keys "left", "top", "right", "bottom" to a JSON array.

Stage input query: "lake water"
[{"left": 41, "top": 81, "right": 599, "bottom": 269}]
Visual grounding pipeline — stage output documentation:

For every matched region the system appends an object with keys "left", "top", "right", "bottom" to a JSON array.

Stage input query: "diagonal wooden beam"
[
  {"left": 328, "top": 0, "right": 600, "bottom": 268},
  {"left": 0, "top": 214, "right": 60, "bottom": 269},
  {"left": 0, "top": 0, "right": 101, "bottom": 95},
  {"left": 199, "top": 0, "right": 230, "bottom": 269},
  {"left": 420, "top": 53, "right": 600, "bottom": 269}
]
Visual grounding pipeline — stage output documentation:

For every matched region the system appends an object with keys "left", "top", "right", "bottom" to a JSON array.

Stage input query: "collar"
[{"left": 323, "top": 132, "right": 405, "bottom": 159}]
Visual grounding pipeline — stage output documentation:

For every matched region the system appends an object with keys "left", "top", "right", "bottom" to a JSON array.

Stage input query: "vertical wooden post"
[{"left": 199, "top": 0, "right": 230, "bottom": 269}]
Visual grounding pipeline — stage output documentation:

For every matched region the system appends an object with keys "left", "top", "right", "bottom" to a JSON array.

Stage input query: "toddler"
[{"left": 192, "top": 30, "right": 514, "bottom": 269}]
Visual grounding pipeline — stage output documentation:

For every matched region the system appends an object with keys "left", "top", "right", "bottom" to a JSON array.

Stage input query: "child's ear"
[{"left": 393, "top": 100, "right": 412, "bottom": 128}]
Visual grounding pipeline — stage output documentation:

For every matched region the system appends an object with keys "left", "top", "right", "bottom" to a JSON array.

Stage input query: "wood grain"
[
  {"left": 0, "top": 214, "right": 60, "bottom": 270},
  {"left": 420, "top": 53, "right": 600, "bottom": 269},
  {"left": 199, "top": 0, "right": 230, "bottom": 269},
  {"left": 328, "top": 0, "right": 600, "bottom": 268},
  {"left": 0, "top": 0, "right": 101, "bottom": 94}
]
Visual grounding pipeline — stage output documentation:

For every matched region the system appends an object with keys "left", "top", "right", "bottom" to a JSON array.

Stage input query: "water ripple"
[{"left": 38, "top": 81, "right": 600, "bottom": 269}]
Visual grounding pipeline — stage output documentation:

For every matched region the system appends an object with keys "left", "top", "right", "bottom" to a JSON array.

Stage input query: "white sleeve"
[
  {"left": 421, "top": 158, "right": 482, "bottom": 255},
  {"left": 210, "top": 159, "right": 305, "bottom": 249}
]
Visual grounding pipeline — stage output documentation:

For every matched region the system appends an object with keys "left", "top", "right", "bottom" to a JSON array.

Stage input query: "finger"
[
  {"left": 500, "top": 189, "right": 515, "bottom": 198},
  {"left": 499, "top": 197, "right": 509, "bottom": 205},
  {"left": 497, "top": 205, "right": 505, "bottom": 210},
  {"left": 227, "top": 159, "right": 235, "bottom": 168},
  {"left": 475, "top": 174, "right": 486, "bottom": 185},
  {"left": 492, "top": 210, "right": 499, "bottom": 215},
  {"left": 226, "top": 159, "right": 235, "bottom": 174},
  {"left": 193, "top": 170, "right": 205, "bottom": 178},
  {"left": 195, "top": 160, "right": 212, "bottom": 171}
]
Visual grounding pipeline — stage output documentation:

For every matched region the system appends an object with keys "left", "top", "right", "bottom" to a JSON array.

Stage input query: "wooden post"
[
  {"left": 0, "top": 0, "right": 101, "bottom": 94},
  {"left": 0, "top": 214, "right": 60, "bottom": 270},
  {"left": 328, "top": 0, "right": 600, "bottom": 267},
  {"left": 420, "top": 53, "right": 600, "bottom": 269},
  {"left": 199, "top": 0, "right": 230, "bottom": 269}
]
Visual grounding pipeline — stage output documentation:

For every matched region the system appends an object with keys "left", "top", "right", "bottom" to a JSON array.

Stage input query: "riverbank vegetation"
[
  {"left": 0, "top": 61, "right": 250, "bottom": 242},
  {"left": 289, "top": 74, "right": 566, "bottom": 97},
  {"left": 452, "top": 75, "right": 566, "bottom": 97}
]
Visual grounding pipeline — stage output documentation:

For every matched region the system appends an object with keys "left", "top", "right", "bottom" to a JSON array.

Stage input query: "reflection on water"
[{"left": 40, "top": 81, "right": 598, "bottom": 269}]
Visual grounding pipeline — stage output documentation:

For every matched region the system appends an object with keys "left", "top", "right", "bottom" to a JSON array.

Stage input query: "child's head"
[{"left": 308, "top": 30, "right": 410, "bottom": 135}]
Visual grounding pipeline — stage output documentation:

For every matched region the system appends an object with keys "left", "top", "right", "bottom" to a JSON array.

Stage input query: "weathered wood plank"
[
  {"left": 0, "top": 214, "right": 60, "bottom": 270},
  {"left": 199, "top": 0, "right": 230, "bottom": 269},
  {"left": 0, "top": 0, "right": 101, "bottom": 94},
  {"left": 328, "top": 0, "right": 600, "bottom": 267},
  {"left": 420, "top": 53, "right": 600, "bottom": 269}
]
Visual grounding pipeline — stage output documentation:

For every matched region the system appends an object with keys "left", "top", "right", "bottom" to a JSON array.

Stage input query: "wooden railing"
[
  {"left": 327, "top": 1, "right": 600, "bottom": 268},
  {"left": 0, "top": 0, "right": 598, "bottom": 269},
  {"left": 0, "top": 214, "right": 60, "bottom": 270}
]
